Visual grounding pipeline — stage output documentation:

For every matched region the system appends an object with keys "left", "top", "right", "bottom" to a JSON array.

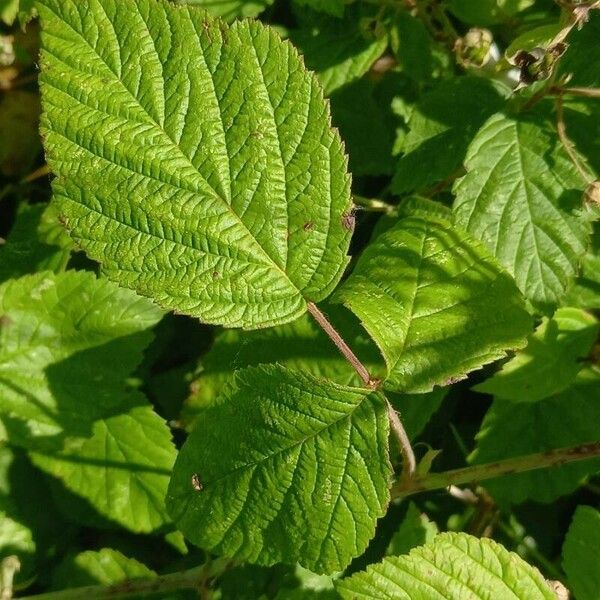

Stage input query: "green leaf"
[
  {"left": 0, "top": 271, "right": 175, "bottom": 532},
  {"left": 392, "top": 77, "right": 507, "bottom": 194},
  {"left": 38, "top": 0, "right": 352, "bottom": 329},
  {"left": 564, "top": 223, "right": 600, "bottom": 309},
  {"left": 448, "top": 0, "right": 534, "bottom": 26},
  {"left": 564, "top": 98, "right": 600, "bottom": 176},
  {"left": 471, "top": 367, "right": 600, "bottom": 505},
  {"left": 386, "top": 502, "right": 438, "bottom": 557},
  {"left": 390, "top": 10, "right": 432, "bottom": 82},
  {"left": 0, "top": 0, "right": 34, "bottom": 25},
  {"left": 475, "top": 307, "right": 599, "bottom": 402},
  {"left": 293, "top": 0, "right": 344, "bottom": 18},
  {"left": 31, "top": 404, "right": 176, "bottom": 533},
  {"left": 167, "top": 364, "right": 392, "bottom": 574},
  {"left": 453, "top": 112, "right": 591, "bottom": 312},
  {"left": 337, "top": 532, "right": 555, "bottom": 600},
  {"left": 562, "top": 505, "right": 600, "bottom": 600},
  {"left": 558, "top": 12, "right": 600, "bottom": 88},
  {"left": 170, "top": 0, "right": 273, "bottom": 21},
  {"left": 334, "top": 215, "right": 531, "bottom": 393},
  {"left": 0, "top": 202, "right": 71, "bottom": 284},
  {"left": 291, "top": 9, "right": 388, "bottom": 95},
  {"left": 52, "top": 548, "right": 155, "bottom": 589}
]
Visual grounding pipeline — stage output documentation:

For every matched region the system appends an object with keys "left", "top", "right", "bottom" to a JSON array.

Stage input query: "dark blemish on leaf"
[
  {"left": 303, "top": 221, "right": 314, "bottom": 231},
  {"left": 342, "top": 210, "right": 356, "bottom": 231},
  {"left": 0, "top": 315, "right": 13, "bottom": 328},
  {"left": 212, "top": 271, "right": 220, "bottom": 279},
  {"left": 191, "top": 473, "right": 203, "bottom": 492}
]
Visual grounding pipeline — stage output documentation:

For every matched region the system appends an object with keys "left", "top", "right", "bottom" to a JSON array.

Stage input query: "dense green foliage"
[{"left": 0, "top": 0, "right": 599, "bottom": 598}]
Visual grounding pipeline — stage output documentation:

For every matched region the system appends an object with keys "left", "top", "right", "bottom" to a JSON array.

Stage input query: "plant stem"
[
  {"left": 391, "top": 441, "right": 600, "bottom": 499},
  {"left": 555, "top": 86, "right": 600, "bottom": 99},
  {"left": 17, "top": 567, "right": 206, "bottom": 600},
  {"left": 386, "top": 399, "right": 417, "bottom": 478},
  {"left": 555, "top": 92, "right": 594, "bottom": 183},
  {"left": 307, "top": 302, "right": 373, "bottom": 386},
  {"left": 352, "top": 195, "right": 395, "bottom": 213}
]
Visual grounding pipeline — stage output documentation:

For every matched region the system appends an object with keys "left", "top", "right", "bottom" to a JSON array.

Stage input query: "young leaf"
[
  {"left": 38, "top": 0, "right": 352, "bottom": 329},
  {"left": 337, "top": 532, "right": 555, "bottom": 600},
  {"left": 334, "top": 215, "right": 531, "bottom": 393},
  {"left": 392, "top": 77, "right": 507, "bottom": 194},
  {"left": 386, "top": 502, "right": 438, "bottom": 557},
  {"left": 52, "top": 548, "right": 155, "bottom": 589},
  {"left": 471, "top": 368, "right": 600, "bottom": 505},
  {"left": 475, "top": 307, "right": 599, "bottom": 402},
  {"left": 171, "top": 0, "right": 273, "bottom": 21},
  {"left": 562, "top": 506, "right": 600, "bottom": 600},
  {"left": 453, "top": 112, "right": 590, "bottom": 312},
  {"left": 167, "top": 365, "right": 392, "bottom": 574}
]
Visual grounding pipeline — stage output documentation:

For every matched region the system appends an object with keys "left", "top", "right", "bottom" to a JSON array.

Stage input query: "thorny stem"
[
  {"left": 17, "top": 566, "right": 207, "bottom": 600},
  {"left": 307, "top": 302, "right": 373, "bottom": 386},
  {"left": 391, "top": 441, "right": 600, "bottom": 499},
  {"left": 306, "top": 302, "right": 417, "bottom": 479},
  {"left": 555, "top": 92, "right": 594, "bottom": 183}
]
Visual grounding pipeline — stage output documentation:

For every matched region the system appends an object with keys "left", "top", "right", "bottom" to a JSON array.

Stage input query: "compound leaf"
[
  {"left": 38, "top": 0, "right": 352, "bottom": 329},
  {"left": 167, "top": 364, "right": 392, "bottom": 574},
  {"left": 334, "top": 216, "right": 531, "bottom": 393},
  {"left": 475, "top": 307, "right": 598, "bottom": 402},
  {"left": 471, "top": 367, "right": 600, "bottom": 505},
  {"left": 562, "top": 505, "right": 600, "bottom": 600},
  {"left": 453, "top": 112, "right": 590, "bottom": 312},
  {"left": 337, "top": 532, "right": 555, "bottom": 600}
]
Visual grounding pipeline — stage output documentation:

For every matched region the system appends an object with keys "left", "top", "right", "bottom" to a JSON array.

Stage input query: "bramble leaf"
[
  {"left": 453, "top": 112, "right": 591, "bottom": 312},
  {"left": 0, "top": 271, "right": 176, "bottom": 532},
  {"left": 558, "top": 12, "right": 600, "bottom": 88},
  {"left": 392, "top": 77, "right": 507, "bottom": 194},
  {"left": 38, "top": 0, "right": 352, "bottom": 329},
  {"left": 291, "top": 8, "right": 388, "bottom": 96},
  {"left": 337, "top": 532, "right": 555, "bottom": 600},
  {"left": 52, "top": 548, "right": 155, "bottom": 589},
  {"left": 562, "top": 505, "right": 600, "bottom": 600},
  {"left": 475, "top": 307, "right": 599, "bottom": 402},
  {"left": 334, "top": 215, "right": 531, "bottom": 393},
  {"left": 167, "top": 364, "right": 392, "bottom": 574},
  {"left": 471, "top": 368, "right": 600, "bottom": 505},
  {"left": 386, "top": 502, "right": 438, "bottom": 557}
]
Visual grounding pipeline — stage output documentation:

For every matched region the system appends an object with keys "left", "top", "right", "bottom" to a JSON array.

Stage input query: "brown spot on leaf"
[{"left": 191, "top": 473, "right": 203, "bottom": 492}]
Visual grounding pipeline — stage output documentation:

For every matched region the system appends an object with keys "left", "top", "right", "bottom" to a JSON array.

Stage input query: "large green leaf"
[
  {"left": 171, "top": 0, "right": 273, "bottom": 21},
  {"left": 38, "top": 0, "right": 352, "bottom": 329},
  {"left": 334, "top": 215, "right": 531, "bottom": 393},
  {"left": 471, "top": 368, "right": 600, "bottom": 505},
  {"left": 562, "top": 506, "right": 600, "bottom": 600},
  {"left": 475, "top": 307, "right": 598, "bottom": 402},
  {"left": 392, "top": 77, "right": 507, "bottom": 194},
  {"left": 453, "top": 112, "right": 590, "bottom": 312},
  {"left": 337, "top": 532, "right": 555, "bottom": 600},
  {"left": 0, "top": 271, "right": 176, "bottom": 532},
  {"left": 167, "top": 365, "right": 392, "bottom": 574}
]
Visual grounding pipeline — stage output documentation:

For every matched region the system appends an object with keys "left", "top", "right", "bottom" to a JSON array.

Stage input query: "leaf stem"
[
  {"left": 307, "top": 302, "right": 373, "bottom": 387},
  {"left": 17, "top": 566, "right": 206, "bottom": 600},
  {"left": 386, "top": 399, "right": 417, "bottom": 478},
  {"left": 391, "top": 441, "right": 600, "bottom": 499}
]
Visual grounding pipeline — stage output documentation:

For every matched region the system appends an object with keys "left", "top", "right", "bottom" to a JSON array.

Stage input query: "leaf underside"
[{"left": 38, "top": 0, "right": 352, "bottom": 329}]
